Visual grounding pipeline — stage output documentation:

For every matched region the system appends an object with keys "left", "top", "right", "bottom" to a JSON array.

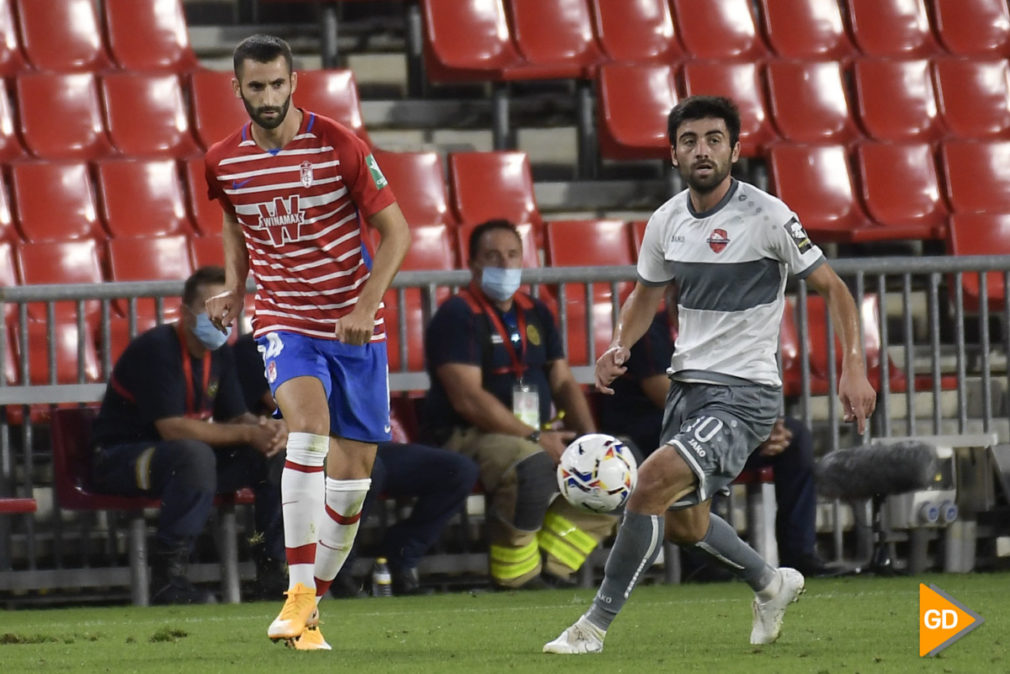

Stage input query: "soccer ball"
[{"left": 556, "top": 434, "right": 638, "bottom": 513}]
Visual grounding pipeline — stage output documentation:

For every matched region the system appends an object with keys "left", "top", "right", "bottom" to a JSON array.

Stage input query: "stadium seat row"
[
  {"left": 0, "top": 68, "right": 370, "bottom": 161},
  {"left": 598, "top": 57, "right": 1010, "bottom": 160},
  {"left": 423, "top": 0, "right": 1010, "bottom": 84},
  {"left": 0, "top": 0, "right": 196, "bottom": 75}
]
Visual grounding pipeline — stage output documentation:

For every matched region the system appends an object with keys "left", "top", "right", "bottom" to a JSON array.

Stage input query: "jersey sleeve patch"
[
  {"left": 365, "top": 154, "right": 388, "bottom": 189},
  {"left": 783, "top": 217, "right": 812, "bottom": 253}
]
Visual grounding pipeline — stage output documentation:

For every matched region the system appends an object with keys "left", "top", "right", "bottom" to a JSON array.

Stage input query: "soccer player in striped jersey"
[{"left": 204, "top": 35, "right": 410, "bottom": 651}]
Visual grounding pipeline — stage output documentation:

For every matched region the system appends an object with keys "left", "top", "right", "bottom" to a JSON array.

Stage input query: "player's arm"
[
  {"left": 596, "top": 282, "right": 667, "bottom": 394},
  {"left": 206, "top": 210, "right": 249, "bottom": 332},
  {"left": 546, "top": 358, "right": 596, "bottom": 435},
  {"left": 805, "top": 263, "right": 877, "bottom": 433},
  {"left": 336, "top": 202, "right": 411, "bottom": 345}
]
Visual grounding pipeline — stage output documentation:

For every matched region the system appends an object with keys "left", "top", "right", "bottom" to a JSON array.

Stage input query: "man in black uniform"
[{"left": 92, "top": 266, "right": 288, "bottom": 604}]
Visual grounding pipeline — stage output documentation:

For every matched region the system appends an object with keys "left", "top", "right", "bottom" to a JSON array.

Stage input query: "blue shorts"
[{"left": 255, "top": 331, "right": 391, "bottom": 443}]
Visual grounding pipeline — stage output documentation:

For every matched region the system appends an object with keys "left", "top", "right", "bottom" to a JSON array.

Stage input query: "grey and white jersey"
[{"left": 637, "top": 179, "right": 825, "bottom": 387}]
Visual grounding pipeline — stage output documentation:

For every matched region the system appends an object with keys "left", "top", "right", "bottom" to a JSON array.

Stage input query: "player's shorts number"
[
  {"left": 690, "top": 416, "right": 724, "bottom": 443},
  {"left": 258, "top": 332, "right": 285, "bottom": 361}
]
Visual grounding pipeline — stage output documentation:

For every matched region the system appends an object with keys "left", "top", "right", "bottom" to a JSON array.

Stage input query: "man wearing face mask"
[
  {"left": 92, "top": 266, "right": 288, "bottom": 604},
  {"left": 423, "top": 219, "right": 613, "bottom": 590}
]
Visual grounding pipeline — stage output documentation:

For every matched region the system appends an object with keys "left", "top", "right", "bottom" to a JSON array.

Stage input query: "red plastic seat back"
[
  {"left": 420, "top": 0, "right": 523, "bottom": 82},
  {"left": 597, "top": 63, "right": 678, "bottom": 160},
  {"left": 295, "top": 69, "right": 372, "bottom": 147},
  {"left": 767, "top": 60, "right": 861, "bottom": 145},
  {"left": 16, "top": 239, "right": 106, "bottom": 325},
  {"left": 933, "top": 58, "right": 1010, "bottom": 140},
  {"left": 932, "top": 0, "right": 1010, "bottom": 56},
  {"left": 947, "top": 213, "right": 1010, "bottom": 312},
  {"left": 101, "top": 72, "right": 199, "bottom": 158},
  {"left": 184, "top": 156, "right": 225, "bottom": 234},
  {"left": 371, "top": 149, "right": 453, "bottom": 227},
  {"left": 855, "top": 141, "right": 947, "bottom": 232},
  {"left": 11, "top": 161, "right": 103, "bottom": 242},
  {"left": 941, "top": 139, "right": 1010, "bottom": 213},
  {"left": 16, "top": 0, "right": 111, "bottom": 71},
  {"left": 16, "top": 73, "right": 113, "bottom": 160},
  {"left": 449, "top": 151, "right": 543, "bottom": 233},
  {"left": 508, "top": 0, "right": 602, "bottom": 76},
  {"left": 670, "top": 0, "right": 767, "bottom": 61},
  {"left": 190, "top": 69, "right": 250, "bottom": 150},
  {"left": 589, "top": 0, "right": 683, "bottom": 63},
  {"left": 852, "top": 58, "right": 943, "bottom": 143},
  {"left": 103, "top": 0, "right": 199, "bottom": 72},
  {"left": 758, "top": 0, "right": 855, "bottom": 60},
  {"left": 681, "top": 60, "right": 776, "bottom": 156},
  {"left": 846, "top": 0, "right": 939, "bottom": 58},
  {"left": 96, "top": 159, "right": 194, "bottom": 238}
]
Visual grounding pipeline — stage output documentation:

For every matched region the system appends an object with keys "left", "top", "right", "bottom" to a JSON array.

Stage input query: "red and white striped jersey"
[{"left": 205, "top": 110, "right": 396, "bottom": 341}]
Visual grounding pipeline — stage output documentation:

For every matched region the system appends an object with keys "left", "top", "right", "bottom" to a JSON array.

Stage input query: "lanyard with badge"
[
  {"left": 470, "top": 290, "right": 540, "bottom": 429},
  {"left": 177, "top": 323, "right": 213, "bottom": 420}
]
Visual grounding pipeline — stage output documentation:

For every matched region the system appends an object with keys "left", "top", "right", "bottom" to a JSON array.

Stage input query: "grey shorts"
[{"left": 659, "top": 379, "right": 780, "bottom": 509}]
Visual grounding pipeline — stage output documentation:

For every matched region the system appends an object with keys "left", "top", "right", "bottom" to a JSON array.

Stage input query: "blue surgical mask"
[
  {"left": 481, "top": 266, "right": 522, "bottom": 302},
  {"left": 191, "top": 312, "right": 230, "bottom": 350}
]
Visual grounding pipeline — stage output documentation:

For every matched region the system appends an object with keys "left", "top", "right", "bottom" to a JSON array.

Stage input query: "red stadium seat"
[
  {"left": 757, "top": 0, "right": 856, "bottom": 60},
  {"left": 596, "top": 63, "right": 678, "bottom": 160},
  {"left": 16, "top": 0, "right": 112, "bottom": 71},
  {"left": 421, "top": 0, "right": 526, "bottom": 82},
  {"left": 96, "top": 159, "right": 195, "bottom": 238},
  {"left": 852, "top": 58, "right": 943, "bottom": 143},
  {"left": 188, "top": 233, "right": 225, "bottom": 269},
  {"left": 0, "top": 0, "right": 24, "bottom": 77},
  {"left": 10, "top": 161, "right": 104, "bottom": 242},
  {"left": 630, "top": 219, "right": 647, "bottom": 253},
  {"left": 3, "top": 323, "right": 16, "bottom": 385},
  {"left": 16, "top": 73, "right": 113, "bottom": 160},
  {"left": 0, "top": 176, "right": 13, "bottom": 245},
  {"left": 933, "top": 58, "right": 1010, "bottom": 140},
  {"left": 103, "top": 0, "right": 199, "bottom": 72},
  {"left": 507, "top": 0, "right": 603, "bottom": 78},
  {"left": 947, "top": 213, "right": 1010, "bottom": 312},
  {"left": 766, "top": 60, "right": 862, "bottom": 145},
  {"left": 371, "top": 149, "right": 454, "bottom": 228},
  {"left": 190, "top": 69, "right": 249, "bottom": 150},
  {"left": 16, "top": 239, "right": 106, "bottom": 326},
  {"left": 184, "top": 156, "right": 225, "bottom": 234},
  {"left": 12, "top": 320, "right": 101, "bottom": 385},
  {"left": 855, "top": 141, "right": 948, "bottom": 241},
  {"left": 107, "top": 235, "right": 194, "bottom": 320},
  {"left": 545, "top": 219, "right": 632, "bottom": 366},
  {"left": 0, "top": 240, "right": 17, "bottom": 323},
  {"left": 294, "top": 69, "right": 372, "bottom": 147},
  {"left": 377, "top": 224, "right": 455, "bottom": 372},
  {"left": 448, "top": 151, "right": 543, "bottom": 234},
  {"left": 101, "top": 72, "right": 200, "bottom": 158},
  {"left": 846, "top": 0, "right": 939, "bottom": 58},
  {"left": 940, "top": 139, "right": 1010, "bottom": 213},
  {"left": 767, "top": 143, "right": 873, "bottom": 243},
  {"left": 0, "top": 78, "right": 24, "bottom": 162},
  {"left": 589, "top": 0, "right": 683, "bottom": 64},
  {"left": 681, "top": 60, "right": 777, "bottom": 157},
  {"left": 669, "top": 0, "right": 767, "bottom": 61},
  {"left": 931, "top": 0, "right": 1010, "bottom": 56}
]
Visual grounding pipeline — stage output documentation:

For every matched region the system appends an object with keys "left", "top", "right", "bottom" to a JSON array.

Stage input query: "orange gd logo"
[{"left": 919, "top": 584, "right": 984, "bottom": 657}]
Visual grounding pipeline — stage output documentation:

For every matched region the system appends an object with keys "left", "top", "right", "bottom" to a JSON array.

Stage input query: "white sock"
[
  {"left": 282, "top": 432, "right": 328, "bottom": 590},
  {"left": 756, "top": 569, "right": 784, "bottom": 602},
  {"left": 312, "top": 477, "right": 371, "bottom": 598}
]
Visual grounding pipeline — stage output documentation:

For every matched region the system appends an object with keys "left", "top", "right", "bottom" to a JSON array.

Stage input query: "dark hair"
[
  {"left": 468, "top": 219, "right": 522, "bottom": 262},
  {"left": 667, "top": 95, "right": 741, "bottom": 148},
  {"left": 233, "top": 34, "right": 293, "bottom": 78},
  {"left": 182, "top": 266, "right": 226, "bottom": 309}
]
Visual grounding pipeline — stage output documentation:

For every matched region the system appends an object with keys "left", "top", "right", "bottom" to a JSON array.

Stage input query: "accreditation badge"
[{"left": 512, "top": 382, "right": 540, "bottom": 429}]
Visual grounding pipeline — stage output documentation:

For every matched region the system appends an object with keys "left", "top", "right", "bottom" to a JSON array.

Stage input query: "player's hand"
[
  {"left": 595, "top": 345, "right": 630, "bottom": 395},
  {"left": 205, "top": 289, "right": 243, "bottom": 334},
  {"left": 838, "top": 369, "right": 876, "bottom": 435},
  {"left": 537, "top": 429, "right": 577, "bottom": 463},
  {"left": 758, "top": 418, "right": 791, "bottom": 457},
  {"left": 334, "top": 305, "right": 375, "bottom": 346}
]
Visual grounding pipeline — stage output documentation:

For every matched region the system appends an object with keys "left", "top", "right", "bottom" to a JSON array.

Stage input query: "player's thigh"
[
  {"left": 325, "top": 436, "right": 377, "bottom": 480},
  {"left": 324, "top": 341, "right": 392, "bottom": 443},
  {"left": 628, "top": 444, "right": 698, "bottom": 512},
  {"left": 274, "top": 375, "right": 330, "bottom": 435}
]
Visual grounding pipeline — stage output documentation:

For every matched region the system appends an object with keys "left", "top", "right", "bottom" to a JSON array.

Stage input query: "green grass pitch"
[{"left": 1, "top": 572, "right": 1006, "bottom": 673}]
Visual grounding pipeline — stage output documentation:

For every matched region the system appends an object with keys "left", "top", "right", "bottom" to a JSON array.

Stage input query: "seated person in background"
[
  {"left": 422, "top": 219, "right": 616, "bottom": 590},
  {"left": 91, "top": 266, "right": 288, "bottom": 604},
  {"left": 598, "top": 303, "right": 830, "bottom": 577},
  {"left": 232, "top": 333, "right": 479, "bottom": 596}
]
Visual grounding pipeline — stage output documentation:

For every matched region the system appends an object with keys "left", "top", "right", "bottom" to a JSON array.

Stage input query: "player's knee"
[
  {"left": 167, "top": 440, "right": 216, "bottom": 492},
  {"left": 631, "top": 447, "right": 694, "bottom": 504}
]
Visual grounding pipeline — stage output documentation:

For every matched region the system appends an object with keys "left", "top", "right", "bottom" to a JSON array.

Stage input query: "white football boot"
[
  {"left": 543, "top": 616, "right": 606, "bottom": 654},
  {"left": 750, "top": 567, "right": 805, "bottom": 645}
]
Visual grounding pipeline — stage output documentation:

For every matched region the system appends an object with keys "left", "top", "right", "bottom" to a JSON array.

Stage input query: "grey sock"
[
  {"left": 688, "top": 513, "right": 776, "bottom": 592},
  {"left": 585, "top": 511, "right": 662, "bottom": 632}
]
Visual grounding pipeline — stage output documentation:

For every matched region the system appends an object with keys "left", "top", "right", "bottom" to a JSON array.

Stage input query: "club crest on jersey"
[
  {"left": 707, "top": 228, "right": 730, "bottom": 253},
  {"left": 300, "top": 161, "right": 313, "bottom": 188},
  {"left": 257, "top": 195, "right": 306, "bottom": 245}
]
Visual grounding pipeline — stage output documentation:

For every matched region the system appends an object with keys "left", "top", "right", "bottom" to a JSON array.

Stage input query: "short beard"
[
  {"left": 241, "top": 93, "right": 291, "bottom": 131},
  {"left": 682, "top": 164, "right": 730, "bottom": 194}
]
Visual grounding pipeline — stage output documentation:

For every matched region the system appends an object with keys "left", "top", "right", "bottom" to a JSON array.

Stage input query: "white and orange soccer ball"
[{"left": 557, "top": 434, "right": 638, "bottom": 513}]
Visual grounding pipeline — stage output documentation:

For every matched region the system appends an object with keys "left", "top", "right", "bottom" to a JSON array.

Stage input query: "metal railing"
[{"left": 1, "top": 255, "right": 1008, "bottom": 591}]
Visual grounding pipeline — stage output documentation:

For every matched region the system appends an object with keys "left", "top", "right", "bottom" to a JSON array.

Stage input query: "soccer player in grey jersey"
[{"left": 545, "top": 96, "right": 876, "bottom": 654}]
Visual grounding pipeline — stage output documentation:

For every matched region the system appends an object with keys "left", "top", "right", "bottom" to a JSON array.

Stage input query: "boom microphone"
[{"left": 816, "top": 441, "right": 940, "bottom": 500}]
